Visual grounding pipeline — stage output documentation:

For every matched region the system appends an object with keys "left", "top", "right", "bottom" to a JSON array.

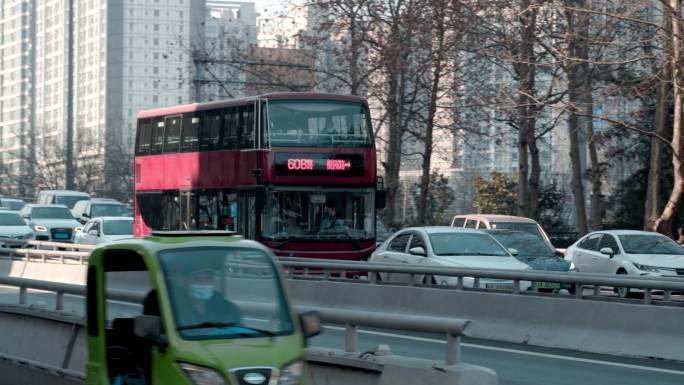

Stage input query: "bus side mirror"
[
  {"left": 134, "top": 315, "right": 166, "bottom": 348},
  {"left": 376, "top": 190, "right": 386, "bottom": 209},
  {"left": 300, "top": 311, "right": 322, "bottom": 338}
]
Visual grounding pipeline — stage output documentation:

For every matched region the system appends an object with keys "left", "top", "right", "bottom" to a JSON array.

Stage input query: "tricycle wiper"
[{"left": 177, "top": 321, "right": 239, "bottom": 331}]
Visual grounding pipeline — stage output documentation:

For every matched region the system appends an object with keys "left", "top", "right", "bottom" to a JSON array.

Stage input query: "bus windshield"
[
  {"left": 267, "top": 100, "right": 372, "bottom": 148},
  {"left": 158, "top": 247, "right": 294, "bottom": 340},
  {"left": 262, "top": 189, "right": 375, "bottom": 241}
]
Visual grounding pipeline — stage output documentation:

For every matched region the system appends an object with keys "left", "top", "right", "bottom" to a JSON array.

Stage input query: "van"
[
  {"left": 86, "top": 231, "right": 320, "bottom": 385},
  {"left": 451, "top": 214, "right": 554, "bottom": 249},
  {"left": 37, "top": 190, "right": 90, "bottom": 209}
]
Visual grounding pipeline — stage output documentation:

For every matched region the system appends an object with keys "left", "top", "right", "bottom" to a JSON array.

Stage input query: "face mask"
[{"left": 190, "top": 284, "right": 214, "bottom": 300}]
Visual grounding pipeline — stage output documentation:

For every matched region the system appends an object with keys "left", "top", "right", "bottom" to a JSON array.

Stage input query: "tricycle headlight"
[
  {"left": 34, "top": 225, "right": 47, "bottom": 232},
  {"left": 179, "top": 362, "right": 226, "bottom": 385},
  {"left": 279, "top": 360, "right": 304, "bottom": 385}
]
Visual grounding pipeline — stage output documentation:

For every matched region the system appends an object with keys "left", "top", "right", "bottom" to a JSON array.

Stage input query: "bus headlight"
[
  {"left": 279, "top": 360, "right": 303, "bottom": 385},
  {"left": 179, "top": 362, "right": 226, "bottom": 385}
]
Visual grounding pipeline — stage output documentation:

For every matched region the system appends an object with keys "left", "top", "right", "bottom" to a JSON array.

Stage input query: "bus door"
[
  {"left": 180, "top": 190, "right": 196, "bottom": 231},
  {"left": 238, "top": 191, "right": 256, "bottom": 239}
]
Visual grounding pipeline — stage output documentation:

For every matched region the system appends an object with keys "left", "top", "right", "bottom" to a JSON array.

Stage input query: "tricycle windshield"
[{"left": 158, "top": 246, "right": 294, "bottom": 340}]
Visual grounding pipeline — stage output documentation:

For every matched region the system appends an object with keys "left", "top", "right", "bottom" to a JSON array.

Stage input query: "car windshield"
[
  {"left": 1, "top": 200, "right": 25, "bottom": 211},
  {"left": 0, "top": 212, "right": 26, "bottom": 226},
  {"left": 55, "top": 195, "right": 89, "bottom": 209},
  {"left": 31, "top": 207, "right": 74, "bottom": 219},
  {"left": 91, "top": 204, "right": 129, "bottom": 217},
  {"left": 488, "top": 232, "right": 556, "bottom": 258},
  {"left": 618, "top": 234, "right": 684, "bottom": 255},
  {"left": 490, "top": 222, "right": 544, "bottom": 240},
  {"left": 267, "top": 100, "right": 373, "bottom": 148},
  {"left": 158, "top": 247, "right": 294, "bottom": 340},
  {"left": 103, "top": 219, "right": 133, "bottom": 235},
  {"left": 262, "top": 189, "right": 375, "bottom": 241},
  {"left": 429, "top": 233, "right": 510, "bottom": 256}
]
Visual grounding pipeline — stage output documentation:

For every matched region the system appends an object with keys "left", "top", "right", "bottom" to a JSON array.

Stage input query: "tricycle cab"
[{"left": 86, "top": 231, "right": 311, "bottom": 385}]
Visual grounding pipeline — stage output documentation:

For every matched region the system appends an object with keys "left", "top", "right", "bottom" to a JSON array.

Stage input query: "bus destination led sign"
[{"left": 276, "top": 153, "right": 364, "bottom": 177}]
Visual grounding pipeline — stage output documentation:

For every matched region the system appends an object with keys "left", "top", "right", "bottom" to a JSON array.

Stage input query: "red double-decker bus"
[{"left": 133, "top": 93, "right": 383, "bottom": 260}]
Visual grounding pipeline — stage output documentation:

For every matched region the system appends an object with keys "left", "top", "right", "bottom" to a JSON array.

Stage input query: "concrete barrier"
[
  {"left": 0, "top": 303, "right": 497, "bottom": 385},
  {"left": 288, "top": 280, "right": 684, "bottom": 362},
  {"left": 0, "top": 260, "right": 87, "bottom": 285}
]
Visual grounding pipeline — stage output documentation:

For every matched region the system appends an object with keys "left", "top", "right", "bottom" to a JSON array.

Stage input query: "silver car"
[
  {"left": 19, "top": 204, "right": 83, "bottom": 242},
  {"left": 0, "top": 211, "right": 34, "bottom": 247},
  {"left": 370, "top": 226, "right": 532, "bottom": 289},
  {"left": 74, "top": 217, "right": 133, "bottom": 245}
]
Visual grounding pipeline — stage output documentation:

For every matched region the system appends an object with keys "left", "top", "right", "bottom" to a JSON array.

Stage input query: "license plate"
[
  {"left": 53, "top": 233, "right": 69, "bottom": 240},
  {"left": 485, "top": 283, "right": 513, "bottom": 290},
  {"left": 536, "top": 282, "right": 561, "bottom": 289}
]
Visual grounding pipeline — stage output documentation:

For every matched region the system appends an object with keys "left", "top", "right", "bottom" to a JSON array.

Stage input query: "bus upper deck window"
[
  {"left": 181, "top": 114, "right": 199, "bottom": 152},
  {"left": 150, "top": 119, "right": 165, "bottom": 154},
  {"left": 163, "top": 116, "right": 181, "bottom": 153},
  {"left": 200, "top": 111, "right": 221, "bottom": 151},
  {"left": 136, "top": 119, "right": 152, "bottom": 155}
]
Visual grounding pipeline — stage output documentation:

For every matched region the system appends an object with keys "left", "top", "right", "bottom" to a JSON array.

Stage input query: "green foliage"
[
  {"left": 473, "top": 172, "right": 517, "bottom": 215},
  {"left": 409, "top": 172, "right": 456, "bottom": 226}
]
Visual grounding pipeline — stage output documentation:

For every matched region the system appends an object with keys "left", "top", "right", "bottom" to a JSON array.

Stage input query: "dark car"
[{"left": 486, "top": 229, "right": 576, "bottom": 291}]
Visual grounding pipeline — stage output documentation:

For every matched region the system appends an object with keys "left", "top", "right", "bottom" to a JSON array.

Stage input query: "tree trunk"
[
  {"left": 515, "top": 0, "right": 537, "bottom": 218},
  {"left": 566, "top": 1, "right": 589, "bottom": 235},
  {"left": 655, "top": 0, "right": 684, "bottom": 237},
  {"left": 383, "top": 73, "right": 402, "bottom": 227},
  {"left": 644, "top": 11, "right": 672, "bottom": 230},
  {"left": 527, "top": 133, "right": 541, "bottom": 219},
  {"left": 416, "top": 6, "right": 446, "bottom": 225}
]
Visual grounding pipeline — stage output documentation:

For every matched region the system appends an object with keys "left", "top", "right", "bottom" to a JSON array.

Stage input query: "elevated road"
[{"left": 2, "top": 286, "right": 681, "bottom": 385}]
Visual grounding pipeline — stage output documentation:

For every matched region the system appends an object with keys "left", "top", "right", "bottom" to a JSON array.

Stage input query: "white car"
[
  {"left": 370, "top": 227, "right": 532, "bottom": 290},
  {"left": 19, "top": 204, "right": 83, "bottom": 242},
  {"left": 565, "top": 230, "right": 684, "bottom": 294},
  {"left": 0, "top": 210, "right": 34, "bottom": 247},
  {"left": 74, "top": 217, "right": 134, "bottom": 245}
]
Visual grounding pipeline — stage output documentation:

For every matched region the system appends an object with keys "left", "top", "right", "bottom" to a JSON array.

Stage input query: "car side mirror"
[
  {"left": 299, "top": 311, "right": 322, "bottom": 338},
  {"left": 88, "top": 230, "right": 99, "bottom": 236},
  {"left": 409, "top": 246, "right": 426, "bottom": 256},
  {"left": 134, "top": 315, "right": 166, "bottom": 347},
  {"left": 507, "top": 248, "right": 519, "bottom": 256},
  {"left": 600, "top": 247, "right": 615, "bottom": 257}
]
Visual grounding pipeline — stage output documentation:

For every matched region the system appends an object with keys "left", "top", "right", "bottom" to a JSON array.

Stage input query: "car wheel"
[{"left": 614, "top": 270, "right": 631, "bottom": 298}]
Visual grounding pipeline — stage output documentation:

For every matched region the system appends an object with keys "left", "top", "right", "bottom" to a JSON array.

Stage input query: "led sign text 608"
[{"left": 287, "top": 158, "right": 315, "bottom": 171}]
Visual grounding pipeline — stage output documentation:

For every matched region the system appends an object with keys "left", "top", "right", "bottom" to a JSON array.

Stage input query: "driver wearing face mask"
[{"left": 175, "top": 266, "right": 241, "bottom": 327}]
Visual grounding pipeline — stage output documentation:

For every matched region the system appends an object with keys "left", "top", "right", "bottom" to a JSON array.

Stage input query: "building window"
[{"left": 153, "top": 24, "right": 159, "bottom": 31}]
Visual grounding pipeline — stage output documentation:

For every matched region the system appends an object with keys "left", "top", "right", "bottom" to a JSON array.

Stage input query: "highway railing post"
[
  {"left": 19, "top": 286, "right": 27, "bottom": 305},
  {"left": 446, "top": 333, "right": 460, "bottom": 365},
  {"left": 344, "top": 322, "right": 358, "bottom": 352}
]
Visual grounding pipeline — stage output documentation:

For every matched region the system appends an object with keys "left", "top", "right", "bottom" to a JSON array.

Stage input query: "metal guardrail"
[
  {"left": 303, "top": 306, "right": 469, "bottom": 365},
  {"left": 0, "top": 276, "right": 144, "bottom": 311},
  {"left": 280, "top": 259, "right": 684, "bottom": 306},
  {"left": 0, "top": 239, "right": 91, "bottom": 264}
]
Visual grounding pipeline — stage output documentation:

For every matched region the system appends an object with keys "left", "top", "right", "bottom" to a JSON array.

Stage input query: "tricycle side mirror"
[
  {"left": 134, "top": 315, "right": 166, "bottom": 348},
  {"left": 299, "top": 311, "right": 321, "bottom": 338}
]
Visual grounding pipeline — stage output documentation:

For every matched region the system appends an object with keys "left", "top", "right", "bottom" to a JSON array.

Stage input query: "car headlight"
[
  {"left": 74, "top": 226, "right": 83, "bottom": 233},
  {"left": 279, "top": 360, "right": 303, "bottom": 385},
  {"left": 34, "top": 225, "right": 47, "bottom": 232},
  {"left": 569, "top": 262, "right": 578, "bottom": 272},
  {"left": 178, "top": 362, "right": 226, "bottom": 385},
  {"left": 633, "top": 263, "right": 660, "bottom": 273}
]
